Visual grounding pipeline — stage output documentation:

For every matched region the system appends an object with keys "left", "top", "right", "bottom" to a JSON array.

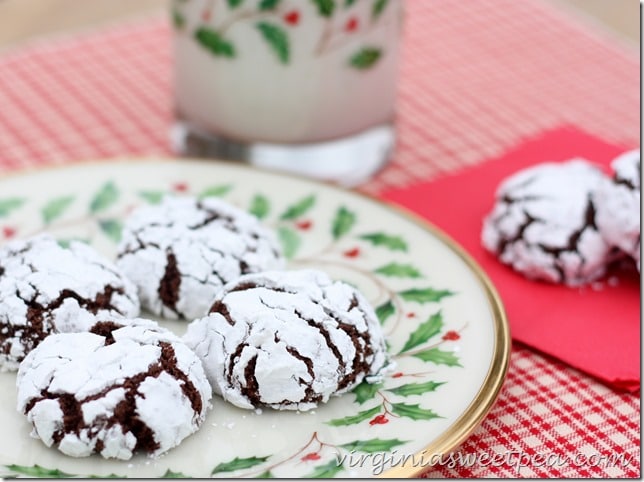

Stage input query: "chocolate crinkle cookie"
[
  {"left": 183, "top": 270, "right": 388, "bottom": 412},
  {"left": 116, "top": 196, "right": 284, "bottom": 321},
  {"left": 0, "top": 234, "right": 140, "bottom": 371},
  {"left": 16, "top": 318, "right": 212, "bottom": 460},
  {"left": 594, "top": 149, "right": 641, "bottom": 270},
  {"left": 481, "top": 160, "right": 616, "bottom": 285}
]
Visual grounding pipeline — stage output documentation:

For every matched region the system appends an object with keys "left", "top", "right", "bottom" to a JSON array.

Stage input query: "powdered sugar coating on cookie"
[
  {"left": 16, "top": 318, "right": 212, "bottom": 460},
  {"left": 481, "top": 160, "right": 615, "bottom": 285},
  {"left": 595, "top": 149, "right": 641, "bottom": 269},
  {"left": 0, "top": 234, "right": 140, "bottom": 371},
  {"left": 116, "top": 196, "right": 284, "bottom": 320},
  {"left": 183, "top": 269, "right": 388, "bottom": 411}
]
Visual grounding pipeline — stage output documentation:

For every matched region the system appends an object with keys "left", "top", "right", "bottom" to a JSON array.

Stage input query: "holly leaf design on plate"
[
  {"left": 375, "top": 262, "right": 421, "bottom": 278},
  {"left": 161, "top": 469, "right": 189, "bottom": 478},
  {"left": 326, "top": 405, "right": 381, "bottom": 426},
  {"left": 359, "top": 232, "right": 407, "bottom": 251},
  {"left": 399, "top": 287, "right": 454, "bottom": 303},
  {"left": 199, "top": 184, "right": 232, "bottom": 198},
  {"left": 399, "top": 311, "right": 442, "bottom": 353},
  {"left": 139, "top": 190, "right": 165, "bottom": 205},
  {"left": 277, "top": 226, "right": 301, "bottom": 259},
  {"left": 259, "top": 0, "right": 281, "bottom": 9},
  {"left": 332, "top": 206, "right": 356, "bottom": 239},
  {"left": 227, "top": 0, "right": 244, "bottom": 8},
  {"left": 340, "top": 438, "right": 408, "bottom": 453},
  {"left": 388, "top": 381, "right": 445, "bottom": 397},
  {"left": 345, "top": 0, "right": 356, "bottom": 7},
  {"left": 255, "top": 470, "right": 275, "bottom": 478},
  {"left": 412, "top": 348, "right": 461, "bottom": 367},
  {"left": 211, "top": 456, "right": 270, "bottom": 474},
  {"left": 279, "top": 194, "right": 315, "bottom": 220},
  {"left": 352, "top": 380, "right": 382, "bottom": 404},
  {"left": 349, "top": 48, "right": 382, "bottom": 70},
  {"left": 305, "top": 459, "right": 344, "bottom": 478},
  {"left": 42, "top": 196, "right": 74, "bottom": 224},
  {"left": 249, "top": 194, "right": 270, "bottom": 220},
  {"left": 172, "top": 8, "right": 186, "bottom": 29},
  {"left": 4, "top": 464, "right": 74, "bottom": 478},
  {"left": 195, "top": 27, "right": 235, "bottom": 58},
  {"left": 311, "top": 0, "right": 336, "bottom": 17},
  {"left": 56, "top": 238, "right": 89, "bottom": 249},
  {"left": 372, "top": 0, "right": 389, "bottom": 19},
  {"left": 375, "top": 300, "right": 395, "bottom": 325},
  {"left": 98, "top": 219, "right": 123, "bottom": 243},
  {"left": 390, "top": 403, "right": 441, "bottom": 421},
  {"left": 0, "top": 197, "right": 24, "bottom": 218},
  {"left": 256, "top": 22, "right": 290, "bottom": 64},
  {"left": 90, "top": 181, "right": 118, "bottom": 213}
]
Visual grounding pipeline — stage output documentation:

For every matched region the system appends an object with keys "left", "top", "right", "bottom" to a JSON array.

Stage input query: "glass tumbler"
[{"left": 171, "top": 0, "right": 404, "bottom": 186}]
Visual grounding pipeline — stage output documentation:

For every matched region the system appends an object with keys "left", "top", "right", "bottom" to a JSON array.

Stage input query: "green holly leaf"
[
  {"left": 172, "top": 8, "right": 186, "bottom": 29},
  {"left": 412, "top": 348, "right": 462, "bottom": 367},
  {"left": 305, "top": 460, "right": 344, "bottom": 478},
  {"left": 256, "top": 22, "right": 290, "bottom": 64},
  {"left": 249, "top": 194, "right": 270, "bottom": 220},
  {"left": 391, "top": 403, "right": 441, "bottom": 421},
  {"left": 259, "top": 0, "right": 281, "bottom": 9},
  {"left": 5, "top": 464, "right": 74, "bottom": 478},
  {"left": 211, "top": 456, "right": 270, "bottom": 474},
  {"left": 359, "top": 232, "right": 407, "bottom": 251},
  {"left": 161, "top": 469, "right": 189, "bottom": 478},
  {"left": 372, "top": 0, "right": 389, "bottom": 19},
  {"left": 399, "top": 287, "right": 454, "bottom": 303},
  {"left": 90, "top": 181, "right": 118, "bottom": 213},
  {"left": 345, "top": 0, "right": 356, "bottom": 6},
  {"left": 352, "top": 380, "right": 382, "bottom": 404},
  {"left": 349, "top": 47, "right": 382, "bottom": 69},
  {"left": 195, "top": 27, "right": 235, "bottom": 58},
  {"left": 399, "top": 311, "right": 443, "bottom": 353},
  {"left": 326, "top": 405, "right": 381, "bottom": 426},
  {"left": 340, "top": 438, "right": 408, "bottom": 453},
  {"left": 388, "top": 381, "right": 445, "bottom": 397},
  {"left": 227, "top": 0, "right": 244, "bottom": 8},
  {"left": 375, "top": 263, "right": 421, "bottom": 278},
  {"left": 279, "top": 194, "right": 315, "bottom": 220},
  {"left": 332, "top": 206, "right": 356, "bottom": 239},
  {"left": 277, "top": 226, "right": 300, "bottom": 259},
  {"left": 256, "top": 470, "right": 274, "bottom": 478},
  {"left": 56, "top": 238, "right": 89, "bottom": 249},
  {"left": 139, "top": 190, "right": 165, "bottom": 204},
  {"left": 42, "top": 196, "right": 74, "bottom": 224},
  {"left": 311, "top": 0, "right": 336, "bottom": 17},
  {"left": 375, "top": 300, "right": 395, "bottom": 325},
  {"left": 0, "top": 197, "right": 24, "bottom": 218},
  {"left": 199, "top": 184, "right": 232, "bottom": 198},
  {"left": 98, "top": 219, "right": 123, "bottom": 243}
]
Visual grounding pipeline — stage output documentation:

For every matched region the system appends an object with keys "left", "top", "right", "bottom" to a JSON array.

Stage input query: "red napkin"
[{"left": 381, "top": 126, "right": 640, "bottom": 392}]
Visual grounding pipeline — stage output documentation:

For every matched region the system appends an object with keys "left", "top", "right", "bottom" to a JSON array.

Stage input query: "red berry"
[
  {"left": 172, "top": 182, "right": 188, "bottom": 192},
  {"left": 2, "top": 226, "right": 16, "bottom": 239},
  {"left": 295, "top": 220, "right": 312, "bottom": 230},
  {"left": 201, "top": 9, "right": 211, "bottom": 22},
  {"left": 284, "top": 10, "right": 300, "bottom": 25},
  {"left": 343, "top": 247, "right": 360, "bottom": 258},
  {"left": 301, "top": 452, "right": 321, "bottom": 461},
  {"left": 345, "top": 17, "right": 359, "bottom": 32},
  {"left": 369, "top": 414, "right": 389, "bottom": 425},
  {"left": 406, "top": 312, "right": 416, "bottom": 318},
  {"left": 391, "top": 372, "right": 404, "bottom": 378},
  {"left": 442, "top": 330, "right": 460, "bottom": 341}
]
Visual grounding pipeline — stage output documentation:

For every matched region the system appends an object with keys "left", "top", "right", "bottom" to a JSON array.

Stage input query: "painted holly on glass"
[{"left": 172, "top": 0, "right": 392, "bottom": 69}]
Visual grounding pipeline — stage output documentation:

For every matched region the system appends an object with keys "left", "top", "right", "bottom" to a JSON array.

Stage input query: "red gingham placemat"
[{"left": 0, "top": 0, "right": 639, "bottom": 477}]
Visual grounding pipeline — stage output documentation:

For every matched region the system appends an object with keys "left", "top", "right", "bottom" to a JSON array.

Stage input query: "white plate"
[{"left": 0, "top": 159, "right": 509, "bottom": 478}]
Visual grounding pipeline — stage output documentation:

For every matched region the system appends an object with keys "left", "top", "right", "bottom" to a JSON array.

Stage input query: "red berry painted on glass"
[
  {"left": 2, "top": 226, "right": 16, "bottom": 239},
  {"left": 343, "top": 247, "right": 360, "bottom": 258},
  {"left": 345, "top": 17, "right": 359, "bottom": 32},
  {"left": 369, "top": 414, "right": 389, "bottom": 425},
  {"left": 442, "top": 330, "right": 460, "bottom": 341},
  {"left": 301, "top": 452, "right": 321, "bottom": 461},
  {"left": 391, "top": 372, "right": 404, "bottom": 378},
  {"left": 172, "top": 182, "right": 189, "bottom": 192},
  {"left": 295, "top": 220, "right": 312, "bottom": 230},
  {"left": 284, "top": 10, "right": 300, "bottom": 26}
]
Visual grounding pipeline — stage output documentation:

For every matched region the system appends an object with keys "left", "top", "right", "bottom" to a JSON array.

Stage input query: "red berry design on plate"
[
  {"left": 172, "top": 182, "right": 189, "bottom": 192},
  {"left": 442, "top": 330, "right": 460, "bottom": 341},
  {"left": 2, "top": 226, "right": 16, "bottom": 239},
  {"left": 391, "top": 372, "right": 404, "bottom": 378},
  {"left": 406, "top": 312, "right": 416, "bottom": 318},
  {"left": 301, "top": 452, "right": 321, "bottom": 461},
  {"left": 345, "top": 17, "right": 359, "bottom": 32},
  {"left": 343, "top": 247, "right": 360, "bottom": 258},
  {"left": 369, "top": 414, "right": 389, "bottom": 425},
  {"left": 295, "top": 220, "right": 312, "bottom": 230},
  {"left": 284, "top": 10, "right": 300, "bottom": 26},
  {"left": 201, "top": 9, "right": 211, "bottom": 22}
]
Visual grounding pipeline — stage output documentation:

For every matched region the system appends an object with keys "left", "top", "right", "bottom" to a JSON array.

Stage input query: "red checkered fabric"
[{"left": 0, "top": 0, "right": 639, "bottom": 477}]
